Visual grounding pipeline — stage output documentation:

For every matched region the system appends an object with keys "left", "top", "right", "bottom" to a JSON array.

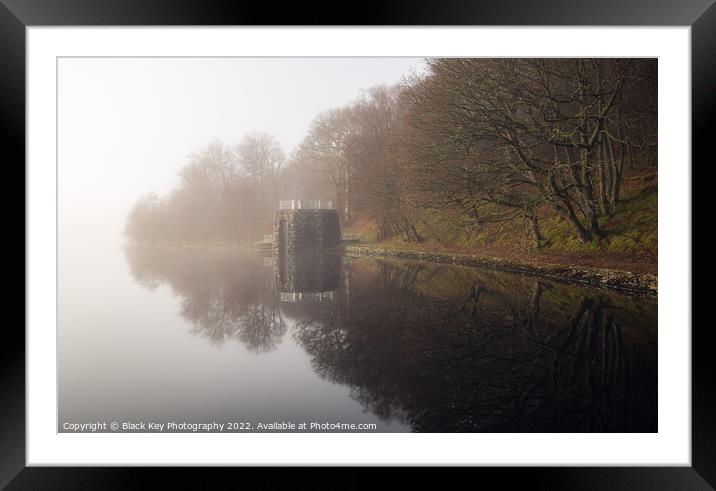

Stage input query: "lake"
[{"left": 58, "top": 244, "right": 657, "bottom": 433}]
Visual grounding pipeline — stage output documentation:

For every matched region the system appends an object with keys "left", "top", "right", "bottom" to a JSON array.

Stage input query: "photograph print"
[{"left": 58, "top": 57, "right": 657, "bottom": 434}]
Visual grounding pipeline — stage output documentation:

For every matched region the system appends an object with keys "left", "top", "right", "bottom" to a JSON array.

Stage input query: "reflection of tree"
[
  {"left": 125, "top": 245, "right": 656, "bottom": 432},
  {"left": 376, "top": 261, "right": 424, "bottom": 294},
  {"left": 181, "top": 291, "right": 286, "bottom": 353},
  {"left": 295, "top": 260, "right": 657, "bottom": 432},
  {"left": 123, "top": 245, "right": 286, "bottom": 353}
]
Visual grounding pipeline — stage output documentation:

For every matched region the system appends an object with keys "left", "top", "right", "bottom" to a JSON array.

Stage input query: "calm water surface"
[{"left": 58, "top": 244, "right": 657, "bottom": 432}]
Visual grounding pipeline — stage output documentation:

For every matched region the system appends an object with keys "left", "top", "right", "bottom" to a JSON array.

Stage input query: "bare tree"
[
  {"left": 293, "top": 107, "right": 357, "bottom": 223},
  {"left": 402, "top": 58, "right": 656, "bottom": 244},
  {"left": 350, "top": 85, "right": 421, "bottom": 242}
]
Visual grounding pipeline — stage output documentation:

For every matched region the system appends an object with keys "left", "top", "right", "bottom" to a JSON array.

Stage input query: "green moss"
[{"left": 508, "top": 185, "right": 657, "bottom": 257}]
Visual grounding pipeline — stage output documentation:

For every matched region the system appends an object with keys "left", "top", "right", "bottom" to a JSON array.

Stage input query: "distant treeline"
[{"left": 125, "top": 58, "right": 657, "bottom": 246}]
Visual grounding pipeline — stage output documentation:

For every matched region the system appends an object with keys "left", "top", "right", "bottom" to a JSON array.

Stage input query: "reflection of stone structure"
[
  {"left": 272, "top": 207, "right": 342, "bottom": 302},
  {"left": 274, "top": 253, "right": 341, "bottom": 296},
  {"left": 273, "top": 209, "right": 341, "bottom": 256},
  {"left": 280, "top": 291, "right": 335, "bottom": 303}
]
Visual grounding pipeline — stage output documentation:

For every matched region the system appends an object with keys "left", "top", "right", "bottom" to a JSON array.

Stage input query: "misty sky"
[{"left": 58, "top": 57, "right": 424, "bottom": 243}]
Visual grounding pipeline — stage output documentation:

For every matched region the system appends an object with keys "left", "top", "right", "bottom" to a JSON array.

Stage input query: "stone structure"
[{"left": 273, "top": 209, "right": 341, "bottom": 256}]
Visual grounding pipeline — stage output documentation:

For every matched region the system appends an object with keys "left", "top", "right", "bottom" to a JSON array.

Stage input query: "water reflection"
[
  {"left": 123, "top": 245, "right": 657, "bottom": 432},
  {"left": 125, "top": 245, "right": 286, "bottom": 353},
  {"left": 274, "top": 253, "right": 341, "bottom": 303}
]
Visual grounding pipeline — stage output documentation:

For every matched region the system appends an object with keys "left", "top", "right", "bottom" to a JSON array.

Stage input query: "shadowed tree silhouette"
[{"left": 294, "top": 259, "right": 657, "bottom": 432}]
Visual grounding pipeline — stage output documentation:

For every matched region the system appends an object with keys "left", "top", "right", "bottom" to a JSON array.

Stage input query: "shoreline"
[
  {"left": 124, "top": 241, "right": 657, "bottom": 295},
  {"left": 341, "top": 244, "right": 657, "bottom": 296}
]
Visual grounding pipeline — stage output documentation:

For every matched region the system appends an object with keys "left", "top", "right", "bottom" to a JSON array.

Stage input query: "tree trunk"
[
  {"left": 343, "top": 166, "right": 351, "bottom": 224},
  {"left": 581, "top": 149, "right": 605, "bottom": 238},
  {"left": 597, "top": 139, "right": 610, "bottom": 216},
  {"left": 526, "top": 211, "right": 545, "bottom": 248},
  {"left": 402, "top": 216, "right": 422, "bottom": 243},
  {"left": 612, "top": 97, "right": 626, "bottom": 206},
  {"left": 547, "top": 165, "right": 593, "bottom": 243},
  {"left": 606, "top": 137, "right": 620, "bottom": 209}
]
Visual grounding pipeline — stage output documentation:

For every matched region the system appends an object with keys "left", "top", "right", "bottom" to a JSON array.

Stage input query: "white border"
[{"left": 27, "top": 27, "right": 691, "bottom": 466}]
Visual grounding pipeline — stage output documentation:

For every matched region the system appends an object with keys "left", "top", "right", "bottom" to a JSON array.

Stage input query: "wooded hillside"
[{"left": 125, "top": 58, "right": 657, "bottom": 270}]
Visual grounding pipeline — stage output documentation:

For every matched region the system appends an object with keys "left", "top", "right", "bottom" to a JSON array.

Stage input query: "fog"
[
  {"left": 58, "top": 58, "right": 423, "bottom": 433},
  {"left": 58, "top": 57, "right": 423, "bottom": 246}
]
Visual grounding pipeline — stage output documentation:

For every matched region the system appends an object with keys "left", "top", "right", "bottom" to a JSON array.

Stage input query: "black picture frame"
[{"left": 2, "top": 0, "right": 713, "bottom": 488}]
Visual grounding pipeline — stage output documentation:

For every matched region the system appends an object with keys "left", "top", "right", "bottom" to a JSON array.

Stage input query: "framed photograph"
[{"left": 5, "top": 0, "right": 714, "bottom": 487}]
